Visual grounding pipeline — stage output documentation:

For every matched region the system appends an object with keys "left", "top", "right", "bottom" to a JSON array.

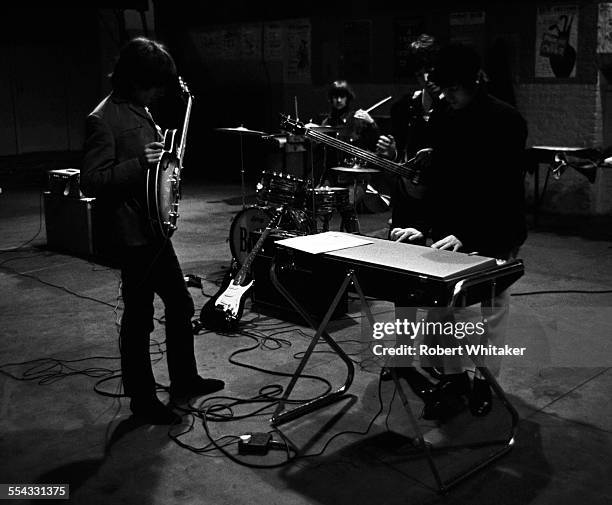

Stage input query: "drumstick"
[{"left": 364, "top": 96, "right": 392, "bottom": 114}]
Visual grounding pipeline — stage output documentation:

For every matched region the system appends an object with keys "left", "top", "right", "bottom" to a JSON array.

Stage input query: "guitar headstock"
[
  {"left": 178, "top": 76, "right": 193, "bottom": 101},
  {"left": 279, "top": 114, "right": 305, "bottom": 135}
]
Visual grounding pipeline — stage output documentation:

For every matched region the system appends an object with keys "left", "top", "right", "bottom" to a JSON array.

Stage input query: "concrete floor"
[{"left": 1, "top": 182, "right": 611, "bottom": 505}]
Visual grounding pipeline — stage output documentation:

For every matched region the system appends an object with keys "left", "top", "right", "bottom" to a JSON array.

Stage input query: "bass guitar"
[
  {"left": 280, "top": 115, "right": 431, "bottom": 184},
  {"left": 146, "top": 76, "right": 194, "bottom": 238},
  {"left": 199, "top": 207, "right": 285, "bottom": 331}
]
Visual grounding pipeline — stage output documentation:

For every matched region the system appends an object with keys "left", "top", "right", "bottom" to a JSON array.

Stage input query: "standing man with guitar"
[{"left": 82, "top": 37, "right": 224, "bottom": 425}]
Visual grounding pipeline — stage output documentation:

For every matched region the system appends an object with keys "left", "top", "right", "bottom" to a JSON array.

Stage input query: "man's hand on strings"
[
  {"left": 144, "top": 142, "right": 164, "bottom": 165},
  {"left": 377, "top": 135, "right": 397, "bottom": 160}
]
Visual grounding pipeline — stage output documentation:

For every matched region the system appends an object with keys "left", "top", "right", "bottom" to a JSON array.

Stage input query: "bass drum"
[{"left": 229, "top": 206, "right": 312, "bottom": 266}]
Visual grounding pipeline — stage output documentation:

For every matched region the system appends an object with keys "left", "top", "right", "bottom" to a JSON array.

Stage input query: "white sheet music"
[{"left": 276, "top": 232, "right": 373, "bottom": 254}]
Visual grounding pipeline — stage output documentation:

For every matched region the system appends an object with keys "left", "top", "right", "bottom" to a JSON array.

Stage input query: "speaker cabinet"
[
  {"left": 43, "top": 192, "right": 120, "bottom": 263},
  {"left": 44, "top": 192, "right": 94, "bottom": 256},
  {"left": 252, "top": 233, "right": 348, "bottom": 321}
]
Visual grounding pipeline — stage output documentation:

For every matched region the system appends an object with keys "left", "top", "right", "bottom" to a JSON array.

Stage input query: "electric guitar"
[
  {"left": 199, "top": 207, "right": 285, "bottom": 331},
  {"left": 280, "top": 115, "right": 431, "bottom": 184},
  {"left": 146, "top": 76, "right": 193, "bottom": 238}
]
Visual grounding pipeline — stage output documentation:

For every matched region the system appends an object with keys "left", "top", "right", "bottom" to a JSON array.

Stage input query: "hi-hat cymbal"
[
  {"left": 215, "top": 125, "right": 265, "bottom": 135},
  {"left": 330, "top": 165, "right": 380, "bottom": 173},
  {"left": 303, "top": 122, "right": 340, "bottom": 133}
]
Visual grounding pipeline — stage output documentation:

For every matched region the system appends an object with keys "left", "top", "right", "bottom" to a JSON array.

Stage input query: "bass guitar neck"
[{"left": 280, "top": 115, "right": 430, "bottom": 183}]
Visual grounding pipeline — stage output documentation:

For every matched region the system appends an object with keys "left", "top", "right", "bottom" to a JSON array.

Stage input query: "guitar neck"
[
  {"left": 234, "top": 210, "right": 283, "bottom": 285},
  {"left": 178, "top": 94, "right": 193, "bottom": 165},
  {"left": 304, "top": 127, "right": 418, "bottom": 179}
]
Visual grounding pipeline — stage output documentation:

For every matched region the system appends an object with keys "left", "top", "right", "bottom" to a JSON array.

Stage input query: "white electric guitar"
[{"left": 200, "top": 208, "right": 285, "bottom": 330}]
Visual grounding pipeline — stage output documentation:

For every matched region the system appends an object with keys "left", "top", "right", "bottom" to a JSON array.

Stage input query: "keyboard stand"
[
  {"left": 268, "top": 248, "right": 520, "bottom": 494},
  {"left": 269, "top": 260, "right": 375, "bottom": 426},
  {"left": 384, "top": 278, "right": 520, "bottom": 493}
]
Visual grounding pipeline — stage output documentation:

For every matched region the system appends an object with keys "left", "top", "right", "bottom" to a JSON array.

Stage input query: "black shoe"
[
  {"left": 130, "top": 397, "right": 181, "bottom": 425},
  {"left": 397, "top": 368, "right": 437, "bottom": 401},
  {"left": 469, "top": 377, "right": 493, "bottom": 417},
  {"left": 422, "top": 366, "right": 444, "bottom": 380},
  {"left": 438, "top": 372, "right": 471, "bottom": 397},
  {"left": 422, "top": 372, "right": 470, "bottom": 421},
  {"left": 380, "top": 368, "right": 437, "bottom": 401},
  {"left": 380, "top": 367, "right": 393, "bottom": 381},
  {"left": 170, "top": 376, "right": 225, "bottom": 400}
]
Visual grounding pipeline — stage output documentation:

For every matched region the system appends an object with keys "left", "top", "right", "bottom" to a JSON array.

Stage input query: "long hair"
[
  {"left": 328, "top": 80, "right": 356, "bottom": 103},
  {"left": 408, "top": 33, "right": 439, "bottom": 73},
  {"left": 111, "top": 37, "right": 177, "bottom": 97}
]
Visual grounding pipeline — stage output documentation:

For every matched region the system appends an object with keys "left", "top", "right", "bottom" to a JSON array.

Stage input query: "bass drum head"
[
  {"left": 229, "top": 206, "right": 273, "bottom": 266},
  {"left": 229, "top": 206, "right": 313, "bottom": 266}
]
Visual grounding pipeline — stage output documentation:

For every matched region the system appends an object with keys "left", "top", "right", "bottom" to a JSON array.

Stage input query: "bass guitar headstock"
[{"left": 279, "top": 114, "right": 305, "bottom": 135}]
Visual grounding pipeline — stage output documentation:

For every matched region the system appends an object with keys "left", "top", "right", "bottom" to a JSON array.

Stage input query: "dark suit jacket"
[
  {"left": 81, "top": 93, "right": 162, "bottom": 248},
  {"left": 426, "top": 90, "right": 527, "bottom": 258}
]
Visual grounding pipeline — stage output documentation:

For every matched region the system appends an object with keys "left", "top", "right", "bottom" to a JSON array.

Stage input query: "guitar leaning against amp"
[{"left": 199, "top": 208, "right": 286, "bottom": 331}]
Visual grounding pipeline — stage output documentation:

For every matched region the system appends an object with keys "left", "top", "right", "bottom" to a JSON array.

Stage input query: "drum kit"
[{"left": 215, "top": 123, "right": 382, "bottom": 266}]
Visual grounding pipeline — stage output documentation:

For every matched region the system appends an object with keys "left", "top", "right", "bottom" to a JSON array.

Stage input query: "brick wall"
[{"left": 517, "top": 81, "right": 611, "bottom": 215}]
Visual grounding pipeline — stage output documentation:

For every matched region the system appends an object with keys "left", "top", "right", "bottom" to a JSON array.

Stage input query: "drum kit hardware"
[
  {"left": 215, "top": 125, "right": 267, "bottom": 209},
  {"left": 217, "top": 119, "right": 388, "bottom": 266}
]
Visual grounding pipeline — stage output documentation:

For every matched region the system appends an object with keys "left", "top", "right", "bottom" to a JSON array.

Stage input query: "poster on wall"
[
  {"left": 285, "top": 19, "right": 311, "bottom": 84},
  {"left": 342, "top": 20, "right": 371, "bottom": 80},
  {"left": 239, "top": 25, "right": 261, "bottom": 60},
  {"left": 449, "top": 10, "right": 486, "bottom": 56},
  {"left": 597, "top": 3, "right": 612, "bottom": 53},
  {"left": 393, "top": 17, "right": 425, "bottom": 79},
  {"left": 264, "top": 23, "right": 284, "bottom": 61},
  {"left": 535, "top": 4, "right": 578, "bottom": 78}
]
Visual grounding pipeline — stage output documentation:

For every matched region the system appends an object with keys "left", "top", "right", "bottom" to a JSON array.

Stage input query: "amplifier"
[
  {"left": 252, "top": 231, "right": 348, "bottom": 320},
  {"left": 48, "top": 168, "right": 82, "bottom": 198},
  {"left": 44, "top": 192, "right": 94, "bottom": 256},
  {"left": 43, "top": 192, "right": 120, "bottom": 263}
]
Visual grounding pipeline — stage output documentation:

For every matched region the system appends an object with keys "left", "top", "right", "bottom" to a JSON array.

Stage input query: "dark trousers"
[{"left": 119, "top": 240, "right": 197, "bottom": 399}]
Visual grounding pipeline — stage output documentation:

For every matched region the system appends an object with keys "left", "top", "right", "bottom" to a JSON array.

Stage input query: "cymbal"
[
  {"left": 530, "top": 145, "right": 590, "bottom": 152},
  {"left": 330, "top": 165, "right": 380, "bottom": 173},
  {"left": 303, "top": 122, "right": 339, "bottom": 133},
  {"left": 215, "top": 125, "right": 265, "bottom": 135}
]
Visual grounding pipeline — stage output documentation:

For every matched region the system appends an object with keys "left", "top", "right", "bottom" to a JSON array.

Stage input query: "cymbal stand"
[
  {"left": 307, "top": 136, "right": 317, "bottom": 231},
  {"left": 239, "top": 129, "right": 246, "bottom": 209}
]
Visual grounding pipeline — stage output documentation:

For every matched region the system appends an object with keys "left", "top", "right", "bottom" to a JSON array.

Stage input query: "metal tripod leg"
[
  {"left": 269, "top": 262, "right": 374, "bottom": 426},
  {"left": 403, "top": 279, "right": 520, "bottom": 493}
]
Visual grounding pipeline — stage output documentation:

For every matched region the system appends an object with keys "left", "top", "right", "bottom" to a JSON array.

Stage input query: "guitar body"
[
  {"left": 146, "top": 129, "right": 180, "bottom": 238},
  {"left": 200, "top": 276, "right": 254, "bottom": 331},
  {"left": 146, "top": 77, "right": 193, "bottom": 239},
  {"left": 199, "top": 208, "right": 285, "bottom": 332},
  {"left": 199, "top": 263, "right": 248, "bottom": 331}
]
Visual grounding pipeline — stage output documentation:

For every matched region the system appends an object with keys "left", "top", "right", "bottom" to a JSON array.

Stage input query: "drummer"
[
  {"left": 320, "top": 80, "right": 380, "bottom": 181},
  {"left": 314, "top": 80, "right": 380, "bottom": 232}
]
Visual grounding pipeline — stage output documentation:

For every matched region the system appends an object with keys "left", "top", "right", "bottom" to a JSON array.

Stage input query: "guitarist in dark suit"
[
  {"left": 377, "top": 34, "right": 442, "bottom": 244},
  {"left": 81, "top": 37, "right": 224, "bottom": 425}
]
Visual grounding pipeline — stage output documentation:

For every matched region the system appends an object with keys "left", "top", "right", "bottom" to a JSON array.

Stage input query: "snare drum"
[
  {"left": 256, "top": 171, "right": 306, "bottom": 208},
  {"left": 229, "top": 206, "right": 312, "bottom": 265},
  {"left": 305, "top": 186, "right": 350, "bottom": 214},
  {"left": 305, "top": 187, "right": 336, "bottom": 216}
]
